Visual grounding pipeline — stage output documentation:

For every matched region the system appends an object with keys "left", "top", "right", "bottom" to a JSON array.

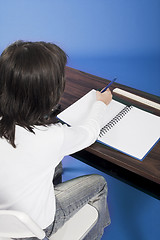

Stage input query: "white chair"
[{"left": 0, "top": 204, "right": 98, "bottom": 240}]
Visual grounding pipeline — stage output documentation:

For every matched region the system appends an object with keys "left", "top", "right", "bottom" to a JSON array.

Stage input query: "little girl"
[{"left": 0, "top": 41, "right": 112, "bottom": 239}]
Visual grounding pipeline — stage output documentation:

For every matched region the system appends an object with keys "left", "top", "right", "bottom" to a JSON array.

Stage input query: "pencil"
[{"left": 101, "top": 77, "right": 117, "bottom": 93}]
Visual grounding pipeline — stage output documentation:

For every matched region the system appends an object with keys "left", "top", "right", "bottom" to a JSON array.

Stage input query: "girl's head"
[{"left": 0, "top": 41, "right": 67, "bottom": 147}]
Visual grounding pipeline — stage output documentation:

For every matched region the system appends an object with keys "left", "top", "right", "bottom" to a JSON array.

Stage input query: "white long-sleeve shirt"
[{"left": 0, "top": 100, "right": 107, "bottom": 228}]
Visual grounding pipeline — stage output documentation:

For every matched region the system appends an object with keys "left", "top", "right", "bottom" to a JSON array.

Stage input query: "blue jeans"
[{"left": 45, "top": 174, "right": 111, "bottom": 240}]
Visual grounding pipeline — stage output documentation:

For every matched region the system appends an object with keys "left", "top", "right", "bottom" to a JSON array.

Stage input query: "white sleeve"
[{"left": 60, "top": 101, "right": 107, "bottom": 157}]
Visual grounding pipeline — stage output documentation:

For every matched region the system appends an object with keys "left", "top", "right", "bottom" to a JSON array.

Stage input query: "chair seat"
[
  {"left": 51, "top": 204, "right": 98, "bottom": 240},
  {"left": 0, "top": 204, "right": 98, "bottom": 240}
]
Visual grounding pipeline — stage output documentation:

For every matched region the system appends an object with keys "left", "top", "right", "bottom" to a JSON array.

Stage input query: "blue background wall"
[
  {"left": 0, "top": 0, "right": 160, "bottom": 96},
  {"left": 0, "top": 1, "right": 160, "bottom": 239}
]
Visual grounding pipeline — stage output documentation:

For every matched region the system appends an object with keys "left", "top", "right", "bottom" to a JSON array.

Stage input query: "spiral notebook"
[{"left": 57, "top": 90, "right": 160, "bottom": 160}]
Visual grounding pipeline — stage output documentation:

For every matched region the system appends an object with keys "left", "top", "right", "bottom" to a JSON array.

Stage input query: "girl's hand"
[{"left": 96, "top": 88, "right": 112, "bottom": 105}]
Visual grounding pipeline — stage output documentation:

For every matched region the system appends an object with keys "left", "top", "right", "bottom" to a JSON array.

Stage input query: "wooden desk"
[{"left": 60, "top": 67, "right": 160, "bottom": 199}]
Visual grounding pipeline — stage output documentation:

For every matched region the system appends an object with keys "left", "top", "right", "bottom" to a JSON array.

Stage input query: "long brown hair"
[{"left": 0, "top": 41, "right": 67, "bottom": 147}]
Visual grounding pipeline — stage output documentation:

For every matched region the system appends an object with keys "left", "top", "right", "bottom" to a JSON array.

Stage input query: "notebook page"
[
  {"left": 98, "top": 106, "right": 160, "bottom": 160},
  {"left": 58, "top": 90, "right": 126, "bottom": 126}
]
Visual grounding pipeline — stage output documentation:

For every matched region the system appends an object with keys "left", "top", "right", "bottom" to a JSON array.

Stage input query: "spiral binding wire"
[{"left": 99, "top": 105, "right": 133, "bottom": 137}]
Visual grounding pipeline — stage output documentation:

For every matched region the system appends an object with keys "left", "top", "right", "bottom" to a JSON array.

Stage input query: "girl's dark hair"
[{"left": 0, "top": 40, "right": 67, "bottom": 148}]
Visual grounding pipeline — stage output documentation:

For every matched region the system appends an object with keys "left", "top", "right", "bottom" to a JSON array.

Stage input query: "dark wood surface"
[{"left": 60, "top": 66, "right": 160, "bottom": 198}]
